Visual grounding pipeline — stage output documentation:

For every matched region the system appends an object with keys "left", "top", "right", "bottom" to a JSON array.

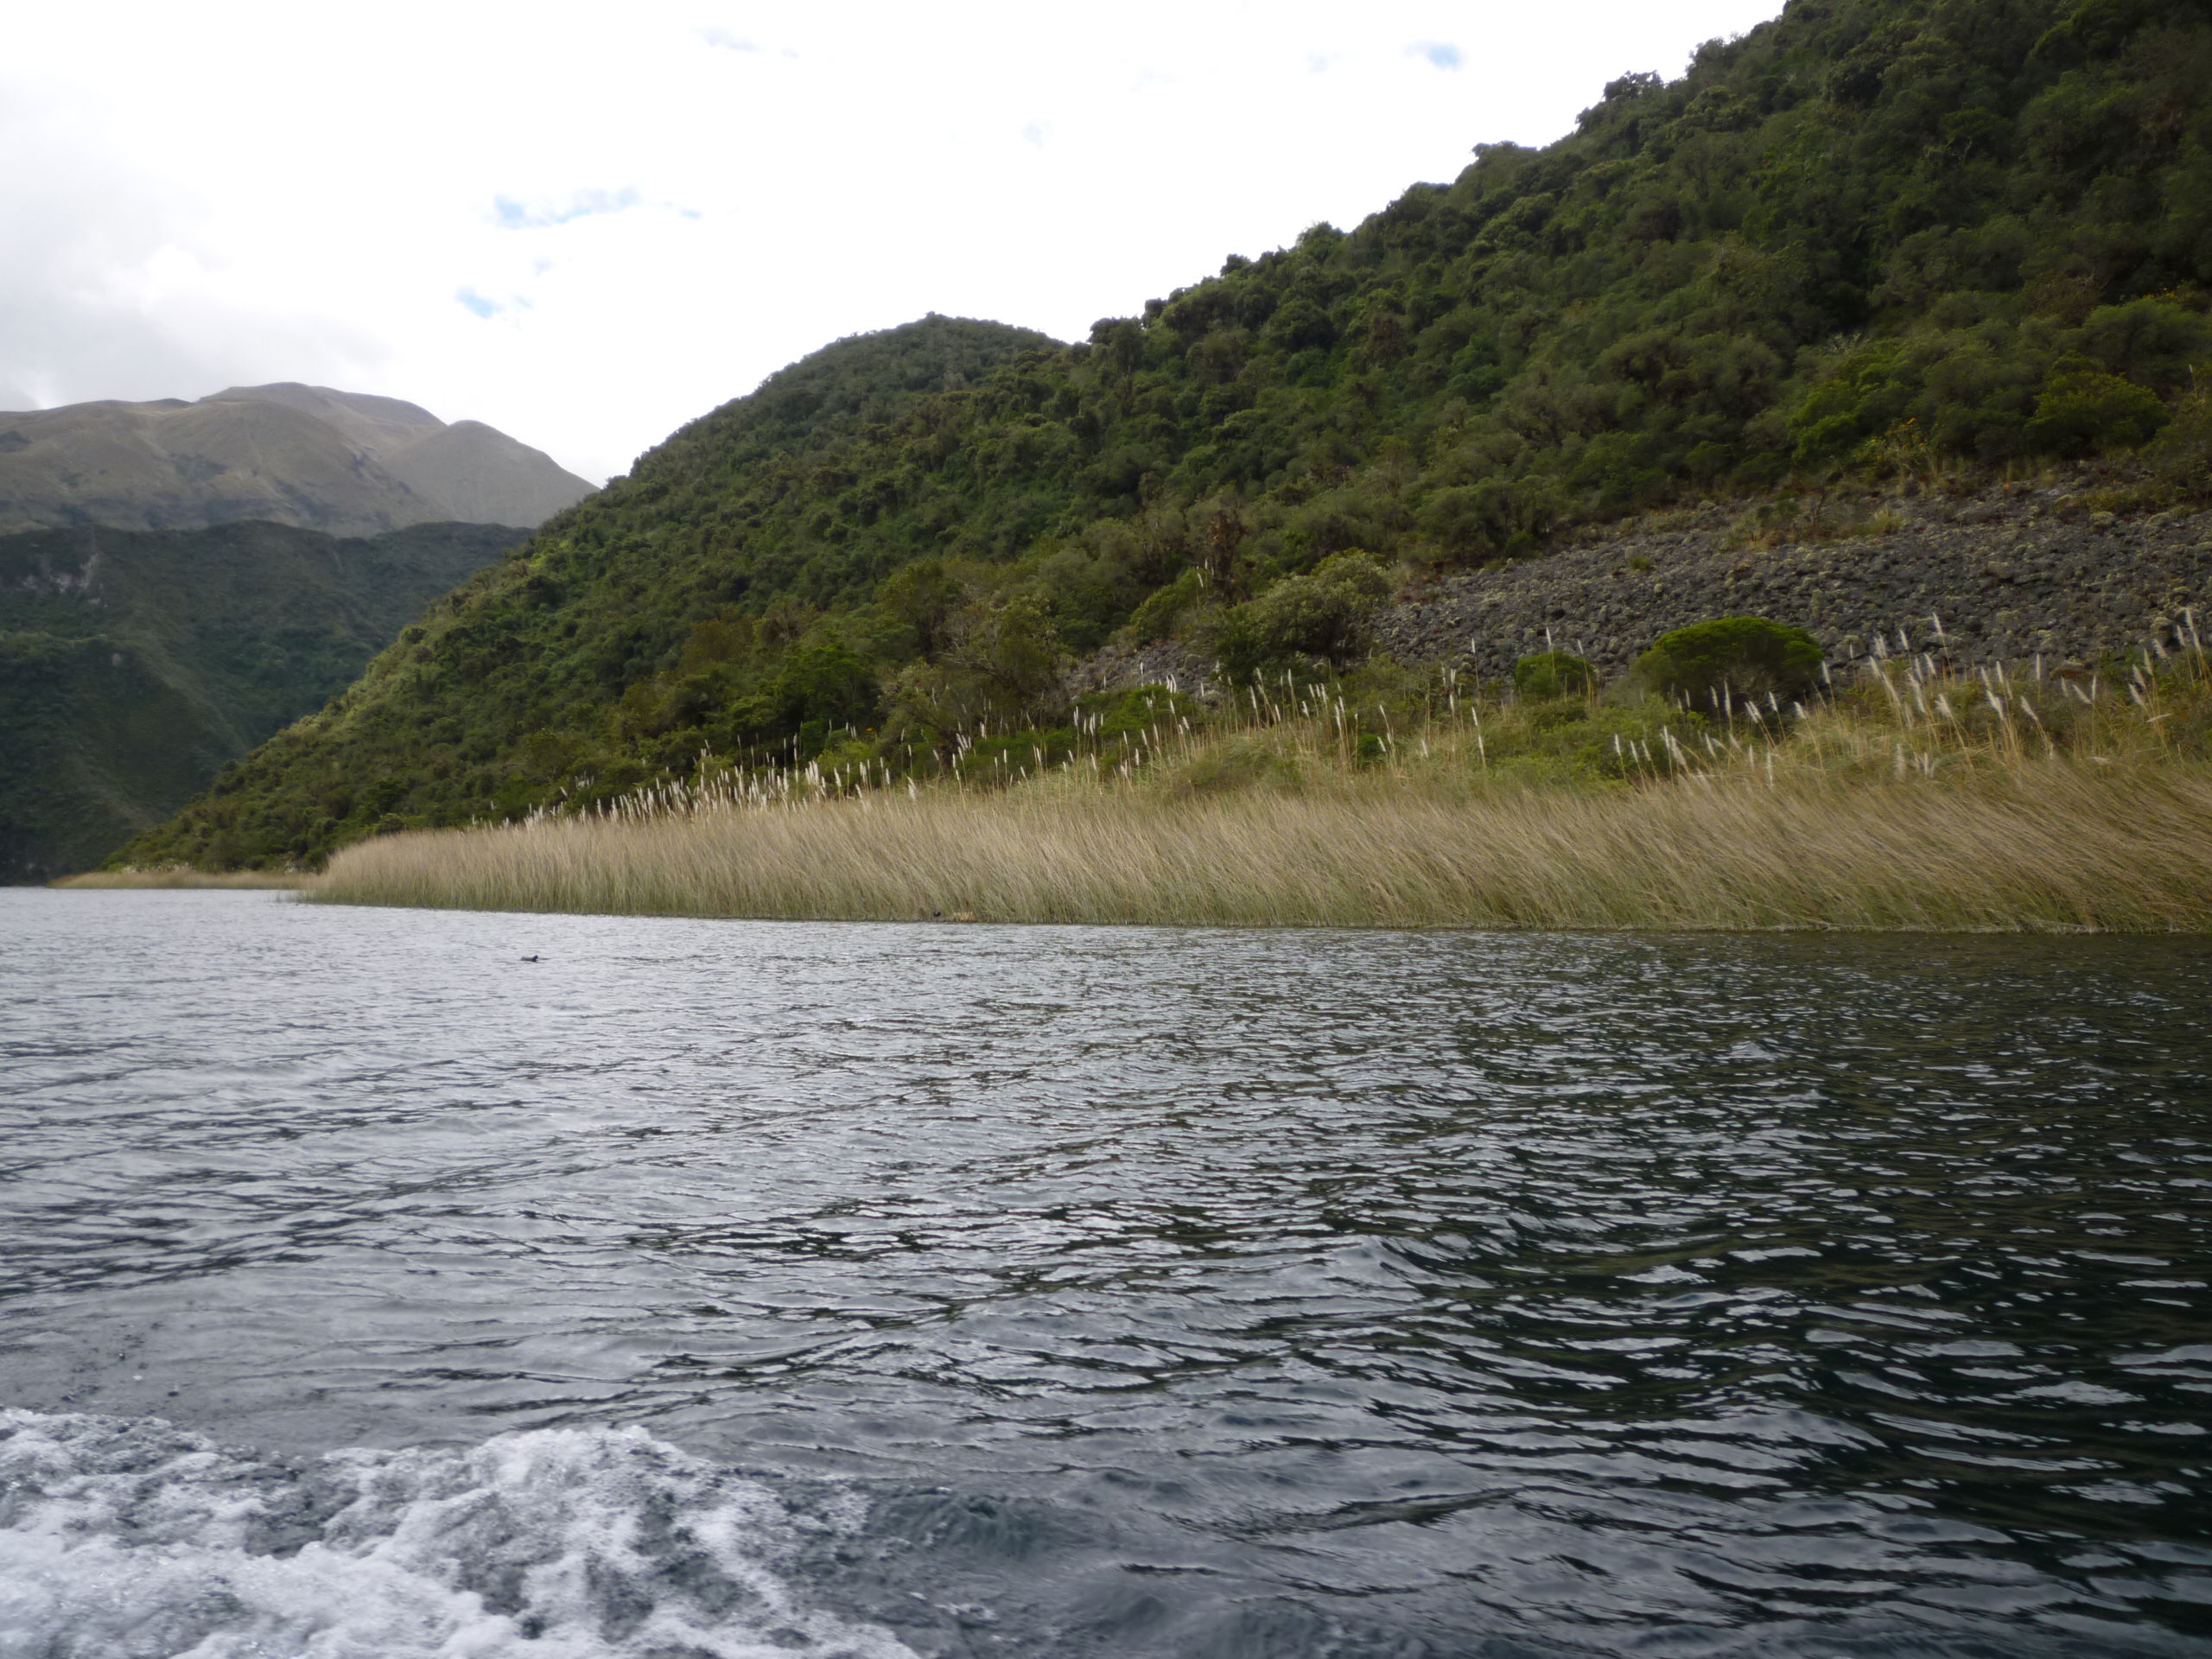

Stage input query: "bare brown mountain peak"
[
  {"left": 205, "top": 384, "right": 447, "bottom": 459},
  {"left": 382, "top": 419, "right": 588, "bottom": 531},
  {"left": 0, "top": 385, "right": 593, "bottom": 536}
]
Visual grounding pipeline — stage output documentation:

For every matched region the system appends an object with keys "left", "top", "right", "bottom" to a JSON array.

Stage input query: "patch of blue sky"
[
  {"left": 1410, "top": 41, "right": 1463, "bottom": 70},
  {"left": 493, "top": 188, "right": 642, "bottom": 231},
  {"left": 455, "top": 288, "right": 501, "bottom": 320}
]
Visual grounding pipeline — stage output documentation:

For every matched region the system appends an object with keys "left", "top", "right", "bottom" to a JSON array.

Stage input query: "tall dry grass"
[
  {"left": 310, "top": 762, "right": 2212, "bottom": 931},
  {"left": 54, "top": 868, "right": 307, "bottom": 890},
  {"left": 308, "top": 633, "right": 2212, "bottom": 932}
]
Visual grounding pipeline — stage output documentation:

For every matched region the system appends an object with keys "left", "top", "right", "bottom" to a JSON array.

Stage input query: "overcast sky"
[{"left": 5, "top": 1, "right": 1783, "bottom": 482}]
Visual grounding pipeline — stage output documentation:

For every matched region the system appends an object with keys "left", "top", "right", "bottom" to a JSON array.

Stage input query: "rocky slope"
[
  {"left": 0, "top": 384, "right": 594, "bottom": 536},
  {"left": 1078, "top": 480, "right": 2212, "bottom": 694},
  {"left": 1382, "top": 483, "right": 2211, "bottom": 679}
]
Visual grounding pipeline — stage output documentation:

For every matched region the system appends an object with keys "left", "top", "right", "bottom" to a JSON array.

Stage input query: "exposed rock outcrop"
[
  {"left": 1376, "top": 486, "right": 2210, "bottom": 680},
  {"left": 1075, "top": 484, "right": 2212, "bottom": 696}
]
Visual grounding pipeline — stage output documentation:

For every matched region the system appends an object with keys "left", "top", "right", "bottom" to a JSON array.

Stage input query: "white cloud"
[{"left": 2, "top": 0, "right": 1784, "bottom": 482}]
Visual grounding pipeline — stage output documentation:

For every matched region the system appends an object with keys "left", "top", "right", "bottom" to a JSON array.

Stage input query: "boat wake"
[{"left": 0, "top": 1408, "right": 917, "bottom": 1658}]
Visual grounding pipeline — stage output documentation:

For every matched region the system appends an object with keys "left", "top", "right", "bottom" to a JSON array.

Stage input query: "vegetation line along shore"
[
  {"left": 51, "top": 869, "right": 308, "bottom": 891},
  {"left": 307, "top": 623, "right": 2212, "bottom": 932},
  {"left": 104, "top": 0, "right": 2212, "bottom": 887}
]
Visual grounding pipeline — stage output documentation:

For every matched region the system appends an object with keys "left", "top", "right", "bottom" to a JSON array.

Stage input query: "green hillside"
[
  {"left": 2, "top": 520, "right": 521, "bottom": 879},
  {"left": 120, "top": 0, "right": 2212, "bottom": 871}
]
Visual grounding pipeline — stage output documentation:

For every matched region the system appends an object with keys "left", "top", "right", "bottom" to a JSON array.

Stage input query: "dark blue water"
[{"left": 2, "top": 889, "right": 2209, "bottom": 1658}]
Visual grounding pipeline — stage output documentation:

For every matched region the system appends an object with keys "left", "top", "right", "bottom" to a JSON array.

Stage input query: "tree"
[
  {"left": 939, "top": 596, "right": 1068, "bottom": 724},
  {"left": 1633, "top": 617, "right": 1822, "bottom": 708}
]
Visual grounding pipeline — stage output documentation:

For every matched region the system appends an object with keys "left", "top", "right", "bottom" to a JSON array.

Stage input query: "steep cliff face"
[{"left": 0, "top": 384, "right": 594, "bottom": 535}]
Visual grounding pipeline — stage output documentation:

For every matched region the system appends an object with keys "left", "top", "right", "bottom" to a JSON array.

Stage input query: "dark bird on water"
[{"left": 521, "top": 955, "right": 540, "bottom": 963}]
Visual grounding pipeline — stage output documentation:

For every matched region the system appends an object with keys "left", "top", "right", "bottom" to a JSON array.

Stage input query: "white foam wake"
[{"left": 0, "top": 1408, "right": 918, "bottom": 1659}]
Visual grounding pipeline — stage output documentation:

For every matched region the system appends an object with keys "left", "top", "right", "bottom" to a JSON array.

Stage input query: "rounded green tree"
[
  {"left": 1633, "top": 617, "right": 1821, "bottom": 707},
  {"left": 1511, "top": 651, "right": 1598, "bottom": 700}
]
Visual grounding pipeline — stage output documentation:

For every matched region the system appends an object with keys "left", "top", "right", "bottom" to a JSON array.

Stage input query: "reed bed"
[
  {"left": 310, "top": 761, "right": 2212, "bottom": 932},
  {"left": 308, "top": 629, "right": 2212, "bottom": 932},
  {"left": 54, "top": 868, "right": 307, "bottom": 890}
]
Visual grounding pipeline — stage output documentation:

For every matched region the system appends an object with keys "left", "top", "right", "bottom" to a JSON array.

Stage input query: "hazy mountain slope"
[
  {"left": 0, "top": 385, "right": 594, "bottom": 535},
  {"left": 0, "top": 520, "right": 524, "bottom": 878},
  {"left": 382, "top": 421, "right": 601, "bottom": 530},
  {"left": 116, "top": 0, "right": 2212, "bottom": 871},
  {"left": 202, "top": 383, "right": 448, "bottom": 455},
  {"left": 0, "top": 396, "right": 438, "bottom": 536}
]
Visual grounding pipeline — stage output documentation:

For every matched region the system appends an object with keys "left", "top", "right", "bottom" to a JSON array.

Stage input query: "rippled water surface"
[{"left": 3, "top": 890, "right": 2210, "bottom": 1657}]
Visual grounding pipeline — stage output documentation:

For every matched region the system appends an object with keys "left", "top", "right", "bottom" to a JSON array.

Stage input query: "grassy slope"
[
  {"left": 0, "top": 521, "right": 522, "bottom": 879},
  {"left": 120, "top": 0, "right": 2212, "bottom": 872}
]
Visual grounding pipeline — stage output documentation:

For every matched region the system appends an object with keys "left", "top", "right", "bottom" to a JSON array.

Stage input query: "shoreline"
[
  {"left": 50, "top": 869, "right": 308, "bottom": 891},
  {"left": 305, "top": 762, "right": 2212, "bottom": 935},
  {"left": 97, "top": 614, "right": 2212, "bottom": 934}
]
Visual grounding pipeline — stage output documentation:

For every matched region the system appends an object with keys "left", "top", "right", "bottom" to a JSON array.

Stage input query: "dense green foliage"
[
  {"left": 120, "top": 0, "right": 2212, "bottom": 869},
  {"left": 1513, "top": 652, "right": 1602, "bottom": 700},
  {"left": 1, "top": 521, "right": 519, "bottom": 877},
  {"left": 1633, "top": 616, "right": 1827, "bottom": 705},
  {"left": 1201, "top": 553, "right": 1392, "bottom": 679}
]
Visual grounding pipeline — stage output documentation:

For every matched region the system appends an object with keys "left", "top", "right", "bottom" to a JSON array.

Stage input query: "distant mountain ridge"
[{"left": 0, "top": 384, "right": 595, "bottom": 536}]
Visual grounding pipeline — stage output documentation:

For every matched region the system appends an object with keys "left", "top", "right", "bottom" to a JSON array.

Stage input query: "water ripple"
[{"left": 2, "top": 890, "right": 2209, "bottom": 1656}]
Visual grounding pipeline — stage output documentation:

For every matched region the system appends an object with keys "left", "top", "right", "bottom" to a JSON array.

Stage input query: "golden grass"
[
  {"left": 54, "top": 868, "right": 308, "bottom": 890},
  {"left": 302, "top": 638, "right": 2212, "bottom": 932},
  {"left": 310, "top": 760, "right": 2212, "bottom": 931}
]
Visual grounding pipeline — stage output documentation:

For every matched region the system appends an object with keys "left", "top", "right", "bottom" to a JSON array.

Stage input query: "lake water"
[{"left": 3, "top": 889, "right": 2209, "bottom": 1658}]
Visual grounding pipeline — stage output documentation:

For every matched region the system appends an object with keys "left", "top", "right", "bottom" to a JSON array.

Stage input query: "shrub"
[
  {"left": 1512, "top": 651, "right": 1599, "bottom": 700},
  {"left": 1077, "top": 684, "right": 1198, "bottom": 742},
  {"left": 2146, "top": 391, "right": 2212, "bottom": 493},
  {"left": 1633, "top": 616, "right": 1822, "bottom": 707},
  {"left": 1306, "top": 551, "right": 1392, "bottom": 602},
  {"left": 939, "top": 596, "right": 1067, "bottom": 723},
  {"left": 1128, "top": 569, "right": 1202, "bottom": 641},
  {"left": 1255, "top": 557, "right": 1387, "bottom": 659},
  {"left": 1419, "top": 477, "right": 1566, "bottom": 559},
  {"left": 1201, "top": 553, "right": 1389, "bottom": 678},
  {"left": 1282, "top": 488, "right": 1403, "bottom": 563},
  {"left": 1161, "top": 737, "right": 1300, "bottom": 796},
  {"left": 2025, "top": 359, "right": 2171, "bottom": 455}
]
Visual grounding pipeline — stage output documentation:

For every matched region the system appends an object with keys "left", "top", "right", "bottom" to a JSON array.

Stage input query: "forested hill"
[
  {"left": 121, "top": 0, "right": 2212, "bottom": 870},
  {"left": 3, "top": 520, "right": 522, "bottom": 880}
]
